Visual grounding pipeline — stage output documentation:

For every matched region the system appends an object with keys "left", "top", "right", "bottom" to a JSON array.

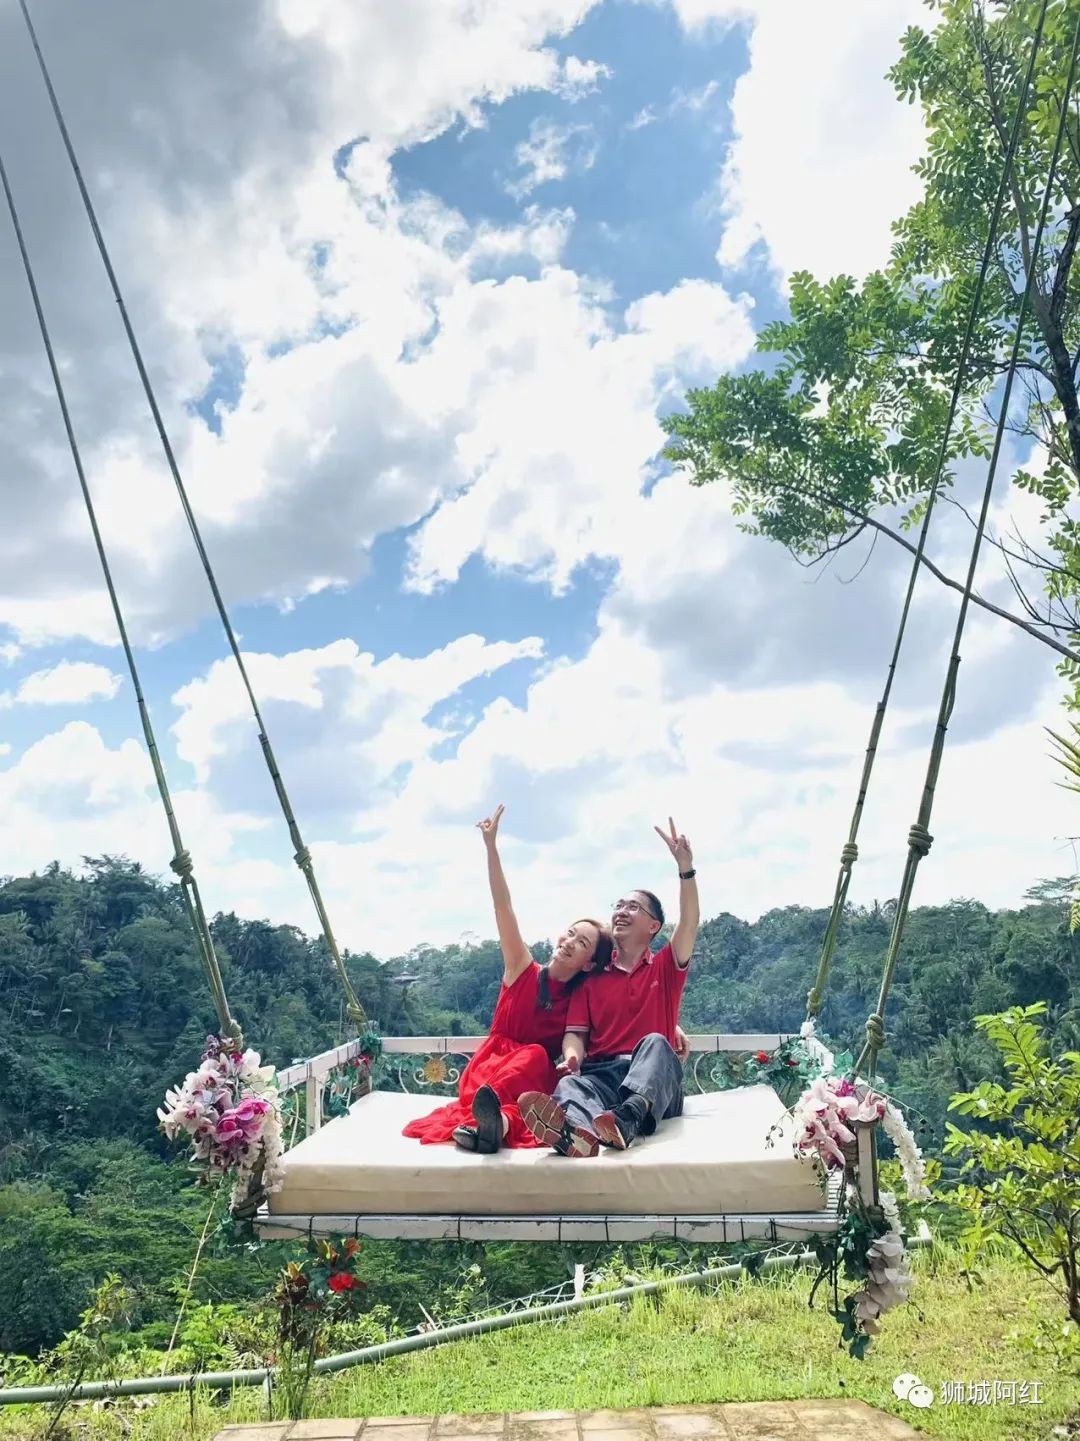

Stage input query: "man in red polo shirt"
[{"left": 520, "top": 819, "right": 699, "bottom": 1156}]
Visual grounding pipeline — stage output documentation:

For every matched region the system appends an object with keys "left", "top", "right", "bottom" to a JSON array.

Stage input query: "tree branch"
[
  {"left": 1051, "top": 205, "right": 1080, "bottom": 326},
  {"left": 981, "top": 36, "right": 1035, "bottom": 282},
  {"left": 753, "top": 476, "right": 1080, "bottom": 666}
]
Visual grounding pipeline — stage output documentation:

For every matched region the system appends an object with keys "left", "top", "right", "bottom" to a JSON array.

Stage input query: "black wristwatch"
[{"left": 679, "top": 867, "right": 696, "bottom": 880}]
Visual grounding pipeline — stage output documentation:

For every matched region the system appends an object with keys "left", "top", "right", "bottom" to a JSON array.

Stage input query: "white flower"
[
  {"left": 799, "top": 1019, "right": 836, "bottom": 1075},
  {"left": 882, "top": 1102, "right": 931, "bottom": 1201},
  {"left": 879, "top": 1188, "right": 903, "bottom": 1236}
]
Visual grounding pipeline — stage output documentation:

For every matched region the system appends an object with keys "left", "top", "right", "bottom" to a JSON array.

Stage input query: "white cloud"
[
  {"left": 404, "top": 274, "right": 756, "bottom": 594},
  {"left": 153, "top": 628, "right": 1073, "bottom": 959},
  {"left": 169, "top": 634, "right": 545, "bottom": 824},
  {"left": 693, "top": 0, "right": 927, "bottom": 281},
  {"left": 671, "top": 79, "right": 721, "bottom": 114},
  {"left": 506, "top": 119, "right": 598, "bottom": 199},
  {"left": 555, "top": 56, "right": 612, "bottom": 99},
  {"left": 0, "top": 722, "right": 153, "bottom": 820},
  {"left": 661, "top": 0, "right": 756, "bottom": 29},
  {"left": 0, "top": 661, "right": 122, "bottom": 709},
  {"left": 628, "top": 105, "right": 658, "bottom": 131},
  {"left": 0, "top": 0, "right": 609, "bottom": 652},
  {"left": 626, "top": 79, "right": 722, "bottom": 134},
  {"left": 0, "top": 0, "right": 1067, "bottom": 968}
]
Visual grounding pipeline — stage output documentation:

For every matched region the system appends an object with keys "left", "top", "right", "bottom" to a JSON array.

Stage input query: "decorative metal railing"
[{"left": 275, "top": 1032, "right": 823, "bottom": 1145}]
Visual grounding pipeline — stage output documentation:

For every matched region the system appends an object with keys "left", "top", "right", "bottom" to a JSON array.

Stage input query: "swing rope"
[
  {"left": 0, "top": 149, "right": 241, "bottom": 1053},
  {"left": 804, "top": 0, "right": 1050, "bottom": 1024},
  {"left": 16, "top": 0, "right": 367, "bottom": 1030},
  {"left": 855, "top": 3, "right": 1080, "bottom": 1080}
]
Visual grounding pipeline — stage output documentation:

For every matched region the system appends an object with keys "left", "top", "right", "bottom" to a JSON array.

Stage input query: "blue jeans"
[{"left": 554, "top": 1032, "right": 684, "bottom": 1137}]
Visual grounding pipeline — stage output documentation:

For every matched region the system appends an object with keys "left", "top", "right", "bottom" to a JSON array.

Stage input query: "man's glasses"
[{"left": 612, "top": 898, "right": 658, "bottom": 920}]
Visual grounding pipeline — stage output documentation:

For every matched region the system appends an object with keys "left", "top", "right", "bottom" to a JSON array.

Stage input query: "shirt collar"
[{"left": 612, "top": 947, "right": 652, "bottom": 974}]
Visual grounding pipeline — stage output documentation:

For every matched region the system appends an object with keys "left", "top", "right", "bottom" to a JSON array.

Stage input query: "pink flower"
[{"left": 234, "top": 1097, "right": 270, "bottom": 1122}]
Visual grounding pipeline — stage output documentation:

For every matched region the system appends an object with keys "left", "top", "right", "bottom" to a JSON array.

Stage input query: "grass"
[{"left": 5, "top": 1246, "right": 1079, "bottom": 1441}]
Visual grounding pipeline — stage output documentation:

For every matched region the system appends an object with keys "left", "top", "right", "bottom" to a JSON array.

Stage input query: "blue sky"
[
  {"left": 3, "top": 1, "right": 762, "bottom": 776},
  {"left": 0, "top": 0, "right": 1071, "bottom": 955}
]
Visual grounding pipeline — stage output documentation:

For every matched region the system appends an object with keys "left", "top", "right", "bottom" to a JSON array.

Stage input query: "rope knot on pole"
[
  {"left": 839, "top": 842, "right": 859, "bottom": 868},
  {"left": 864, "top": 1012, "right": 886, "bottom": 1054},
  {"left": 170, "top": 849, "right": 194, "bottom": 881},
  {"left": 907, "top": 823, "right": 933, "bottom": 857},
  {"left": 293, "top": 846, "right": 312, "bottom": 870},
  {"left": 805, "top": 985, "right": 823, "bottom": 1019}
]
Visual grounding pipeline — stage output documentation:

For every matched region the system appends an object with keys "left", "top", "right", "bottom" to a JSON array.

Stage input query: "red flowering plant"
[
  {"left": 744, "top": 1033, "right": 849, "bottom": 1107},
  {"left": 272, "top": 1237, "right": 367, "bottom": 1419}
]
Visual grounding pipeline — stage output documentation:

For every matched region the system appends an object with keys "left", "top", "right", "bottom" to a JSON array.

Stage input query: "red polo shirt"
[{"left": 565, "top": 941, "right": 688, "bottom": 1059}]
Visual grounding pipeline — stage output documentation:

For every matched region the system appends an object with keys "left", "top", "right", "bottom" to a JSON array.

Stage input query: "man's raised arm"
[{"left": 655, "top": 816, "right": 699, "bottom": 968}]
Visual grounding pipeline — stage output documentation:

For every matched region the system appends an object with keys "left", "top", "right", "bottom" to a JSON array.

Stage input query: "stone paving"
[{"left": 215, "top": 1401, "right": 924, "bottom": 1441}]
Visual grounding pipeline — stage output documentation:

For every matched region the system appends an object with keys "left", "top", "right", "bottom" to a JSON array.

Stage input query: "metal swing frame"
[{"left": 255, "top": 1033, "right": 875, "bottom": 1243}]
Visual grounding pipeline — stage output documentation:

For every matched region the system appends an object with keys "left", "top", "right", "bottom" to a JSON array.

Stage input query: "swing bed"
[
  {"left": 261, "top": 1036, "right": 859, "bottom": 1243},
  {"left": 2, "top": 0, "right": 1069, "bottom": 1252}
]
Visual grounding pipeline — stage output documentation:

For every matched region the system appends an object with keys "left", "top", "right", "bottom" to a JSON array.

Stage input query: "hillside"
[{"left": 1, "top": 856, "right": 1077, "bottom": 1356}]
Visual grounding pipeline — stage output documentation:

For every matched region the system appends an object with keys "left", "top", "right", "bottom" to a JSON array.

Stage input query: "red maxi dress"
[{"left": 402, "top": 962, "right": 568, "bottom": 1148}]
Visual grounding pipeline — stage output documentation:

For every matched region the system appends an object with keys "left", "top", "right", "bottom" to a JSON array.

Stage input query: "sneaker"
[
  {"left": 519, "top": 1091, "right": 599, "bottom": 1157},
  {"left": 593, "top": 1098, "right": 647, "bottom": 1150},
  {"left": 471, "top": 1085, "right": 503, "bottom": 1152}
]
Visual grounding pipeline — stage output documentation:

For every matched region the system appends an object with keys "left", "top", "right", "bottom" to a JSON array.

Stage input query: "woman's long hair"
[{"left": 538, "top": 918, "right": 613, "bottom": 1009}]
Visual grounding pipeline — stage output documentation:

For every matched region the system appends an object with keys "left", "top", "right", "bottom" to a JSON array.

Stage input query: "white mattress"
[{"left": 268, "top": 1086, "right": 825, "bottom": 1218}]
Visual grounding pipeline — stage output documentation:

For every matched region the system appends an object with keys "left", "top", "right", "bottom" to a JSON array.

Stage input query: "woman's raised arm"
[{"left": 477, "top": 804, "right": 533, "bottom": 985}]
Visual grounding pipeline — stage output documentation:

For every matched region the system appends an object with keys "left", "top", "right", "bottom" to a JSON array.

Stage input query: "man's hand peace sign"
[{"left": 654, "top": 816, "right": 693, "bottom": 872}]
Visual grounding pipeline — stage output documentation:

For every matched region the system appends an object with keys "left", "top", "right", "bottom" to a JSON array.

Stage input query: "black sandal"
[
  {"left": 453, "top": 1122, "right": 498, "bottom": 1155},
  {"left": 472, "top": 1085, "right": 503, "bottom": 1152},
  {"left": 453, "top": 1125, "right": 479, "bottom": 1151}
]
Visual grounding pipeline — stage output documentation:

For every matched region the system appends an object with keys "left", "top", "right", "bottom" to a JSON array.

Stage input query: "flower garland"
[
  {"left": 782, "top": 1020, "right": 930, "bottom": 1354},
  {"left": 158, "top": 1034, "right": 285, "bottom": 1209},
  {"left": 853, "top": 1225, "right": 915, "bottom": 1335},
  {"left": 882, "top": 1100, "right": 931, "bottom": 1201}
]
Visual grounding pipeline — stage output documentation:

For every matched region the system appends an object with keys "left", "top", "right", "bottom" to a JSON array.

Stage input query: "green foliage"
[
  {"left": 272, "top": 1237, "right": 367, "bottom": 1419},
  {"left": 662, "top": 0, "right": 1080, "bottom": 697},
  {"left": 942, "top": 1003, "right": 1080, "bottom": 1329},
  {"left": 41, "top": 1274, "right": 134, "bottom": 1439},
  {"left": 1, "top": 856, "right": 1078, "bottom": 1363}
]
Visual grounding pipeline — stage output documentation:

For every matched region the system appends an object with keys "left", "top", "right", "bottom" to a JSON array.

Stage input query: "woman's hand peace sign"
[
  {"left": 477, "top": 803, "right": 505, "bottom": 848},
  {"left": 654, "top": 816, "right": 692, "bottom": 872}
]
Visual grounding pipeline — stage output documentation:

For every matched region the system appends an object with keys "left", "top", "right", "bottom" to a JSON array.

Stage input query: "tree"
[
  {"left": 944, "top": 1003, "right": 1080, "bottom": 1331},
  {"left": 662, "top": 0, "right": 1080, "bottom": 691}
]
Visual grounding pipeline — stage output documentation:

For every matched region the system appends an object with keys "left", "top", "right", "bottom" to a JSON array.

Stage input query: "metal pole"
[
  {"left": 0, "top": 1242, "right": 855, "bottom": 1406},
  {"left": 0, "top": 1227, "right": 931, "bottom": 1406}
]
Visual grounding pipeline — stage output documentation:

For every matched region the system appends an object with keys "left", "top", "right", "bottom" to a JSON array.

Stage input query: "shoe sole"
[
  {"left": 472, "top": 1085, "right": 503, "bottom": 1150},
  {"left": 593, "top": 1111, "right": 629, "bottom": 1150},
  {"left": 519, "top": 1092, "right": 598, "bottom": 1157}
]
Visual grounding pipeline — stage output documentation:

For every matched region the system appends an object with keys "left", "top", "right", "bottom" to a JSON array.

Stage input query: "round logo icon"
[{"left": 893, "top": 1374, "right": 935, "bottom": 1407}]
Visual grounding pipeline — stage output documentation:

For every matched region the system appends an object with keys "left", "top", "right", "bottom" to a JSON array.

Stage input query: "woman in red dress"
[{"left": 402, "top": 803, "right": 613, "bottom": 1153}]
